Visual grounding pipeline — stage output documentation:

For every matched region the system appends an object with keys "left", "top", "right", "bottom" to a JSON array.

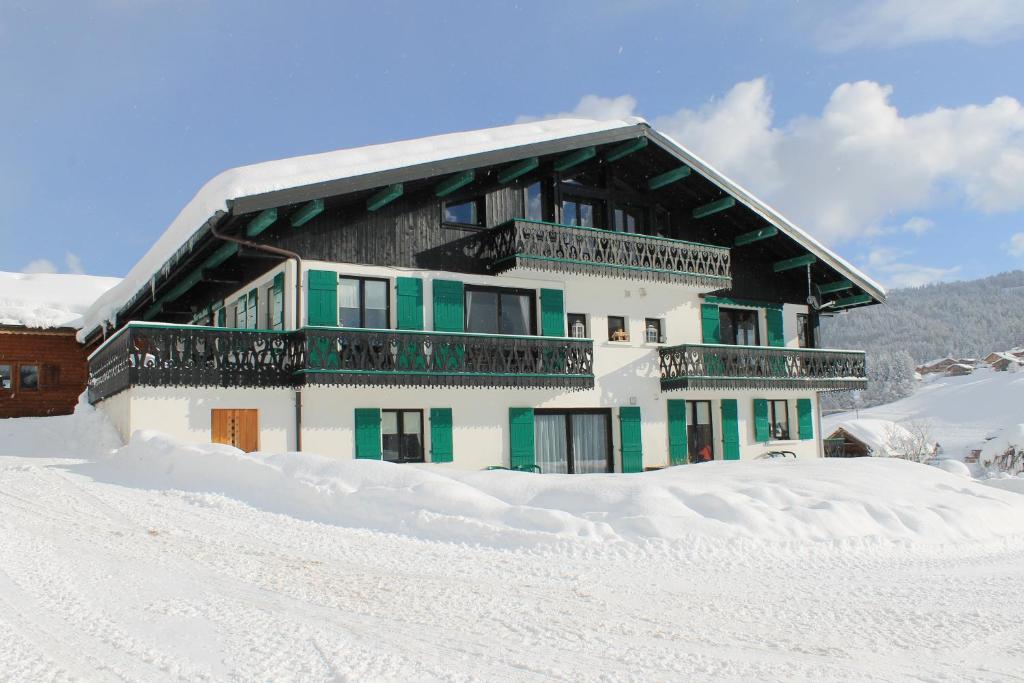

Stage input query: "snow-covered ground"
[
  {"left": 2, "top": 410, "right": 1024, "bottom": 680},
  {"left": 825, "top": 366, "right": 1024, "bottom": 458}
]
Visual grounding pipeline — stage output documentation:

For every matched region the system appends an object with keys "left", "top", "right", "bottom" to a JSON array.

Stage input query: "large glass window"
[
  {"left": 339, "top": 277, "right": 389, "bottom": 329},
  {"left": 525, "top": 181, "right": 544, "bottom": 221},
  {"left": 464, "top": 286, "right": 533, "bottom": 335},
  {"left": 381, "top": 409, "right": 424, "bottom": 463},
  {"left": 0, "top": 364, "right": 11, "bottom": 390},
  {"left": 19, "top": 365, "right": 38, "bottom": 391},
  {"left": 687, "top": 401, "right": 714, "bottom": 463},
  {"left": 443, "top": 197, "right": 484, "bottom": 226},
  {"left": 769, "top": 400, "right": 790, "bottom": 440},
  {"left": 534, "top": 410, "right": 613, "bottom": 474},
  {"left": 613, "top": 204, "right": 644, "bottom": 234},
  {"left": 719, "top": 308, "right": 760, "bottom": 346},
  {"left": 561, "top": 196, "right": 604, "bottom": 228}
]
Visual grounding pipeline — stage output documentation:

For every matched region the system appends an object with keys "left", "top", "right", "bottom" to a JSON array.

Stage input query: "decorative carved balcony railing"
[
  {"left": 87, "top": 323, "right": 594, "bottom": 402},
  {"left": 299, "top": 327, "right": 593, "bottom": 389},
  {"left": 472, "top": 219, "right": 732, "bottom": 287},
  {"left": 659, "top": 343, "right": 867, "bottom": 391}
]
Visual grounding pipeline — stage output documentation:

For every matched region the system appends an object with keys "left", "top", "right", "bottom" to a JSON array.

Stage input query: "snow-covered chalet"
[{"left": 80, "top": 118, "right": 883, "bottom": 471}]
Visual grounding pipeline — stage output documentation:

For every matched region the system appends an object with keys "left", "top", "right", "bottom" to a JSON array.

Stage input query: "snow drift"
[
  {"left": 0, "top": 271, "right": 120, "bottom": 329},
  {"left": 60, "top": 422, "right": 1024, "bottom": 548}
]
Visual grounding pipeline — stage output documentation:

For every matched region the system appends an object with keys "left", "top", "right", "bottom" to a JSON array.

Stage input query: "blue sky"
[{"left": 2, "top": 0, "right": 1023, "bottom": 289}]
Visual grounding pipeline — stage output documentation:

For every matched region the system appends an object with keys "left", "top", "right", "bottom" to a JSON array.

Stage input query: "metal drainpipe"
[{"left": 211, "top": 217, "right": 305, "bottom": 451}]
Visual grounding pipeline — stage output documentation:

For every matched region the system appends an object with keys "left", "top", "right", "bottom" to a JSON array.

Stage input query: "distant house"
[
  {"left": 989, "top": 353, "right": 1024, "bottom": 372},
  {"left": 0, "top": 272, "right": 120, "bottom": 418},
  {"left": 916, "top": 357, "right": 957, "bottom": 375},
  {"left": 944, "top": 363, "right": 974, "bottom": 377},
  {"left": 984, "top": 352, "right": 1004, "bottom": 365},
  {"left": 825, "top": 419, "right": 920, "bottom": 458}
]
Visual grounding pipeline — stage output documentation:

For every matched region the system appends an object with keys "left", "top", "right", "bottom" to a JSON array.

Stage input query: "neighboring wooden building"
[{"left": 0, "top": 272, "right": 120, "bottom": 418}]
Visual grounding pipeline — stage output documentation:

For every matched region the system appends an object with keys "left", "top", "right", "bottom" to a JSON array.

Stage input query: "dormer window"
[{"left": 443, "top": 197, "right": 484, "bottom": 227}]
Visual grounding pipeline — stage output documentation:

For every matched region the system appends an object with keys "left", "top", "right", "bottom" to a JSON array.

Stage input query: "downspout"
[{"left": 211, "top": 216, "right": 305, "bottom": 451}]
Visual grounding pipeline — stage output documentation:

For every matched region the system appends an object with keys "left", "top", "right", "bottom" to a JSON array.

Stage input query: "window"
[
  {"left": 0, "top": 364, "right": 11, "bottom": 390},
  {"left": 534, "top": 409, "right": 613, "bottom": 474},
  {"left": 525, "top": 181, "right": 544, "bottom": 221},
  {"left": 561, "top": 196, "right": 605, "bottom": 228},
  {"left": 686, "top": 401, "right": 714, "bottom": 463},
  {"left": 614, "top": 204, "right": 644, "bottom": 234},
  {"left": 719, "top": 308, "right": 760, "bottom": 346},
  {"left": 797, "top": 313, "right": 818, "bottom": 349},
  {"left": 381, "top": 409, "right": 424, "bottom": 463},
  {"left": 443, "top": 197, "right": 484, "bottom": 226},
  {"left": 607, "top": 316, "right": 628, "bottom": 342},
  {"left": 339, "top": 277, "right": 390, "bottom": 329},
  {"left": 19, "top": 365, "right": 39, "bottom": 391},
  {"left": 567, "top": 313, "right": 588, "bottom": 339},
  {"left": 769, "top": 400, "right": 790, "bottom": 440},
  {"left": 464, "top": 286, "right": 534, "bottom": 335},
  {"left": 644, "top": 318, "right": 664, "bottom": 343}
]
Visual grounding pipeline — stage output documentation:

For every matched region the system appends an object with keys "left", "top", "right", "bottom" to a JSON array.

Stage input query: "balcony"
[
  {"left": 659, "top": 343, "right": 867, "bottom": 391},
  {"left": 87, "top": 323, "right": 594, "bottom": 402},
  {"left": 473, "top": 219, "right": 732, "bottom": 287}
]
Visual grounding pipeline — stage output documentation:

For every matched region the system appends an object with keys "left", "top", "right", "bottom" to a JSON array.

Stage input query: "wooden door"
[{"left": 211, "top": 409, "right": 259, "bottom": 452}]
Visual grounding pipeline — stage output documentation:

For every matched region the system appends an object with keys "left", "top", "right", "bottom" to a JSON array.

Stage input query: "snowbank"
[
  {"left": 65, "top": 428, "right": 1024, "bottom": 548},
  {"left": 0, "top": 271, "right": 120, "bottom": 329}
]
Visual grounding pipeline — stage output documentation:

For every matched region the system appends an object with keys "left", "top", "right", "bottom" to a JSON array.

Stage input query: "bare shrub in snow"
[{"left": 884, "top": 420, "right": 934, "bottom": 463}]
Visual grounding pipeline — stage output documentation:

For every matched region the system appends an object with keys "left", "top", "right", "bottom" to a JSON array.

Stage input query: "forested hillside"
[{"left": 821, "top": 270, "right": 1024, "bottom": 363}]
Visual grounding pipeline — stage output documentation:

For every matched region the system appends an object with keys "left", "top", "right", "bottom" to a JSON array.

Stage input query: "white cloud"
[
  {"left": 515, "top": 94, "right": 638, "bottom": 124},
  {"left": 818, "top": 0, "right": 1024, "bottom": 51},
  {"left": 901, "top": 217, "right": 934, "bottom": 236},
  {"left": 864, "top": 247, "right": 960, "bottom": 289},
  {"left": 65, "top": 252, "right": 85, "bottom": 274},
  {"left": 1009, "top": 232, "right": 1024, "bottom": 258},
  {"left": 21, "top": 259, "right": 57, "bottom": 274}
]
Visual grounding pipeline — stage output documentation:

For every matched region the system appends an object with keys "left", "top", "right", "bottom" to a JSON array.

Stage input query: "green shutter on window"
[
  {"left": 430, "top": 408, "right": 454, "bottom": 463},
  {"left": 540, "top": 289, "right": 565, "bottom": 337},
  {"left": 667, "top": 400, "right": 688, "bottom": 466},
  {"left": 721, "top": 399, "right": 740, "bottom": 460},
  {"left": 509, "top": 407, "right": 535, "bottom": 471},
  {"left": 272, "top": 272, "right": 285, "bottom": 330},
  {"left": 432, "top": 279, "right": 465, "bottom": 332},
  {"left": 797, "top": 398, "right": 814, "bottom": 440},
  {"left": 307, "top": 270, "right": 338, "bottom": 326},
  {"left": 753, "top": 398, "right": 770, "bottom": 442},
  {"left": 354, "top": 408, "right": 382, "bottom": 459},
  {"left": 766, "top": 308, "right": 785, "bottom": 347},
  {"left": 247, "top": 289, "right": 258, "bottom": 329},
  {"left": 619, "top": 406, "right": 643, "bottom": 473},
  {"left": 396, "top": 277, "right": 424, "bottom": 330},
  {"left": 701, "top": 303, "right": 720, "bottom": 343}
]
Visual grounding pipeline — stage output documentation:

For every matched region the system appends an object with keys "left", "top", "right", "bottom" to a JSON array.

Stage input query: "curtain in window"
[
  {"left": 534, "top": 414, "right": 568, "bottom": 474},
  {"left": 572, "top": 413, "right": 610, "bottom": 473},
  {"left": 339, "top": 279, "right": 360, "bottom": 327},
  {"left": 501, "top": 293, "right": 530, "bottom": 335}
]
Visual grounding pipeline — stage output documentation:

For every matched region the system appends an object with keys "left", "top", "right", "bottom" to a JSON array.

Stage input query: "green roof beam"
[
  {"left": 497, "top": 157, "right": 539, "bottom": 184},
  {"left": 434, "top": 170, "right": 475, "bottom": 198},
  {"left": 773, "top": 253, "right": 818, "bottom": 273},
  {"left": 692, "top": 197, "right": 736, "bottom": 219},
  {"left": 245, "top": 208, "right": 278, "bottom": 237},
  {"left": 818, "top": 279, "right": 855, "bottom": 295},
  {"left": 290, "top": 199, "right": 324, "bottom": 227},
  {"left": 831, "top": 293, "right": 873, "bottom": 309},
  {"left": 367, "top": 183, "right": 403, "bottom": 211},
  {"left": 553, "top": 146, "right": 596, "bottom": 172},
  {"left": 603, "top": 137, "right": 648, "bottom": 163},
  {"left": 648, "top": 165, "right": 691, "bottom": 190},
  {"left": 734, "top": 225, "right": 778, "bottom": 247}
]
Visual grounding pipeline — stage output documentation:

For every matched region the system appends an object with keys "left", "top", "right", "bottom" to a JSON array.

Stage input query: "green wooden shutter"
[
  {"left": 766, "top": 308, "right": 785, "bottom": 347},
  {"left": 307, "top": 270, "right": 338, "bottom": 326},
  {"left": 272, "top": 272, "right": 285, "bottom": 330},
  {"left": 540, "top": 289, "right": 566, "bottom": 337},
  {"left": 396, "top": 277, "right": 424, "bottom": 330},
  {"left": 433, "top": 279, "right": 465, "bottom": 332},
  {"left": 354, "top": 408, "right": 382, "bottom": 459},
  {"left": 509, "top": 407, "right": 535, "bottom": 470},
  {"left": 721, "top": 399, "right": 740, "bottom": 460},
  {"left": 797, "top": 398, "right": 814, "bottom": 440},
  {"left": 701, "top": 303, "right": 720, "bottom": 343},
  {"left": 619, "top": 406, "right": 643, "bottom": 473},
  {"left": 247, "top": 289, "right": 258, "bottom": 329},
  {"left": 667, "top": 400, "right": 688, "bottom": 466},
  {"left": 753, "top": 398, "right": 770, "bottom": 442},
  {"left": 430, "top": 408, "right": 454, "bottom": 463}
]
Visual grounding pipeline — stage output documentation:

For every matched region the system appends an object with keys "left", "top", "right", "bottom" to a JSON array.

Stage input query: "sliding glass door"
[
  {"left": 686, "top": 400, "right": 714, "bottom": 463},
  {"left": 534, "top": 409, "right": 613, "bottom": 474}
]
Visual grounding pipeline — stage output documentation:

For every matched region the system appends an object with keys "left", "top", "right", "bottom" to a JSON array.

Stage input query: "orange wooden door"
[{"left": 211, "top": 409, "right": 259, "bottom": 452}]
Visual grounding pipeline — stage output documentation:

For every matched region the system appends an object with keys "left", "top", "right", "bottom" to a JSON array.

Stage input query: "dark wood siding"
[{"left": 0, "top": 328, "right": 94, "bottom": 418}]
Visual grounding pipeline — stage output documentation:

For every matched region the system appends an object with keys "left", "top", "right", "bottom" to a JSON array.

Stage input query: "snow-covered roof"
[
  {"left": 828, "top": 419, "right": 917, "bottom": 457},
  {"left": 0, "top": 271, "right": 121, "bottom": 330},
  {"left": 80, "top": 117, "right": 886, "bottom": 339}
]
